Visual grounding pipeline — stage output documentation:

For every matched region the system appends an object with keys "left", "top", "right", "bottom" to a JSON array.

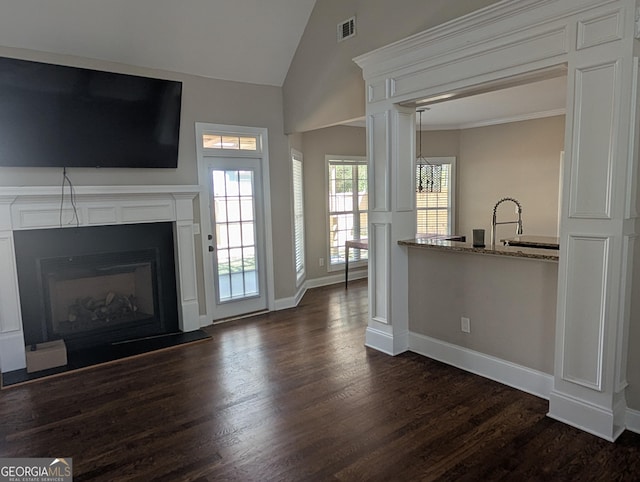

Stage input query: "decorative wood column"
[
  {"left": 364, "top": 103, "right": 416, "bottom": 355},
  {"left": 173, "top": 193, "right": 200, "bottom": 333},
  {"left": 547, "top": 5, "right": 638, "bottom": 440}
]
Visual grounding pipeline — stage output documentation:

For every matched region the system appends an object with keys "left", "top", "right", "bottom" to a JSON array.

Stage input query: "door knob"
[{"left": 208, "top": 246, "right": 214, "bottom": 252}]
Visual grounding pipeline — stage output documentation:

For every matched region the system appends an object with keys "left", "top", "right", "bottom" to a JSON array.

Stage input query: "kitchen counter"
[{"left": 398, "top": 237, "right": 559, "bottom": 262}]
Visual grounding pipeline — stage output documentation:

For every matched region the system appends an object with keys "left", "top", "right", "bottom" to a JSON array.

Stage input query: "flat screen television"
[{"left": 0, "top": 56, "right": 182, "bottom": 168}]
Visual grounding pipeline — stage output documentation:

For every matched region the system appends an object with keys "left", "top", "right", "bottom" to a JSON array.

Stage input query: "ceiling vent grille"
[{"left": 337, "top": 16, "right": 356, "bottom": 42}]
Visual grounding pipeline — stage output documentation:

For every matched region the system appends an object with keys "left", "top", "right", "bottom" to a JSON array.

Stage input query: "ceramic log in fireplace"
[{"left": 14, "top": 222, "right": 179, "bottom": 352}]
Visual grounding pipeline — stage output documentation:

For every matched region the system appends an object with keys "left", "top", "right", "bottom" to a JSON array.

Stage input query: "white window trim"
[
  {"left": 415, "top": 156, "right": 456, "bottom": 236},
  {"left": 325, "top": 155, "right": 368, "bottom": 272},
  {"left": 291, "top": 149, "right": 306, "bottom": 286}
]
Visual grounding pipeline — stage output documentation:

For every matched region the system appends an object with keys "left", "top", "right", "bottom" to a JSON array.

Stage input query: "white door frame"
[{"left": 195, "top": 122, "right": 275, "bottom": 323}]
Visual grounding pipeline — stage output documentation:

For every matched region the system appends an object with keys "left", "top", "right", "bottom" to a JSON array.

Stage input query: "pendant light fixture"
[{"left": 416, "top": 109, "right": 442, "bottom": 194}]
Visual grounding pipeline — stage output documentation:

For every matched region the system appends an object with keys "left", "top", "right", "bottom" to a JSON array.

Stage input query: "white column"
[
  {"left": 547, "top": 12, "right": 637, "bottom": 440},
  {"left": 173, "top": 193, "right": 200, "bottom": 332},
  {"left": 365, "top": 103, "right": 416, "bottom": 355}
]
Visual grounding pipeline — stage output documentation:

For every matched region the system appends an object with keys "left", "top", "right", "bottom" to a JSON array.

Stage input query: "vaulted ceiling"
[
  {"left": 0, "top": 0, "right": 317, "bottom": 86},
  {"left": 0, "top": 1, "right": 565, "bottom": 127}
]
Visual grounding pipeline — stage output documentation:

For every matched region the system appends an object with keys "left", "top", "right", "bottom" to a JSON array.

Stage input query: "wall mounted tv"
[{"left": 0, "top": 56, "right": 182, "bottom": 168}]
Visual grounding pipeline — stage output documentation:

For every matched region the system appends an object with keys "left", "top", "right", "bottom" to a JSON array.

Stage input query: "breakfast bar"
[
  {"left": 399, "top": 235, "right": 559, "bottom": 377},
  {"left": 398, "top": 236, "right": 559, "bottom": 262}
]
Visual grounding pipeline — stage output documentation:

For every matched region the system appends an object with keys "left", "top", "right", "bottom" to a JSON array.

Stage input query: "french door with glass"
[{"left": 206, "top": 157, "right": 267, "bottom": 320}]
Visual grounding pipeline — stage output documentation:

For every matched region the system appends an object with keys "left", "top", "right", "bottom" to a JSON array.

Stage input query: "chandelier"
[{"left": 416, "top": 109, "right": 442, "bottom": 194}]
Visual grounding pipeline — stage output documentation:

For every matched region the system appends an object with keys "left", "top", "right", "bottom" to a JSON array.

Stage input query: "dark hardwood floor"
[{"left": 2, "top": 279, "right": 640, "bottom": 481}]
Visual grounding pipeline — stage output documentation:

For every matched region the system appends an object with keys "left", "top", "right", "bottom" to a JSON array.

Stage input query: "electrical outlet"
[
  {"left": 319, "top": 257, "right": 325, "bottom": 267},
  {"left": 461, "top": 317, "right": 471, "bottom": 333}
]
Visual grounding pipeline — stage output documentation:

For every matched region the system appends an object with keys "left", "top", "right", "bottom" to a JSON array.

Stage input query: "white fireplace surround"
[{"left": 0, "top": 185, "right": 201, "bottom": 373}]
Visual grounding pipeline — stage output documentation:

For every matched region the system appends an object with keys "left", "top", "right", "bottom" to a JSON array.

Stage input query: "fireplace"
[
  {"left": 45, "top": 251, "right": 156, "bottom": 339},
  {"left": 0, "top": 185, "right": 200, "bottom": 373},
  {"left": 14, "top": 222, "right": 179, "bottom": 352}
]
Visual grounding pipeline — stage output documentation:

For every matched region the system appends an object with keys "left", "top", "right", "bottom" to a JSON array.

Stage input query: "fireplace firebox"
[{"left": 14, "top": 223, "right": 179, "bottom": 352}]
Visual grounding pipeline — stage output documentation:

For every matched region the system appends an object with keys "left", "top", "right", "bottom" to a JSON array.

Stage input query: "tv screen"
[{"left": 0, "top": 56, "right": 182, "bottom": 168}]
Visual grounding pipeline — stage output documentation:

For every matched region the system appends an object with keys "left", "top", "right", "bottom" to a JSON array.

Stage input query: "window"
[
  {"left": 291, "top": 150, "right": 305, "bottom": 285},
  {"left": 416, "top": 157, "right": 455, "bottom": 235},
  {"left": 327, "top": 157, "right": 368, "bottom": 267},
  {"left": 202, "top": 134, "right": 258, "bottom": 151}
]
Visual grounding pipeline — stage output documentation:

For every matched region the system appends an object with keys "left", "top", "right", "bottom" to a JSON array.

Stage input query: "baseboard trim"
[
  {"left": 548, "top": 390, "right": 625, "bottom": 442},
  {"left": 626, "top": 408, "right": 640, "bottom": 435},
  {"left": 199, "top": 314, "right": 211, "bottom": 328},
  {"left": 408, "top": 332, "right": 553, "bottom": 400},
  {"left": 274, "top": 283, "right": 307, "bottom": 311},
  {"left": 274, "top": 272, "right": 367, "bottom": 311},
  {"left": 365, "top": 326, "right": 395, "bottom": 355},
  {"left": 305, "top": 270, "right": 367, "bottom": 290}
]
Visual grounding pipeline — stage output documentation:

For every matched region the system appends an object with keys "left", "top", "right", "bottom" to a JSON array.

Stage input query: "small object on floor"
[{"left": 26, "top": 339, "right": 67, "bottom": 373}]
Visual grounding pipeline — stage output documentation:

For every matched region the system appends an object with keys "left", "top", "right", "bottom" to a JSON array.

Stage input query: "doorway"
[{"left": 196, "top": 123, "right": 274, "bottom": 322}]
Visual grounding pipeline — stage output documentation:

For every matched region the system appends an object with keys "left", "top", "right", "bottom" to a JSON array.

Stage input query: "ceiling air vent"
[{"left": 337, "top": 16, "right": 356, "bottom": 42}]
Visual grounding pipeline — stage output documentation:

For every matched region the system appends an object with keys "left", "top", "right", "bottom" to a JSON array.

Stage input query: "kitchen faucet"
[{"left": 491, "top": 197, "right": 523, "bottom": 247}]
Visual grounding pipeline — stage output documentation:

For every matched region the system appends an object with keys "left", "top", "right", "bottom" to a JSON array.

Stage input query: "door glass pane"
[
  {"left": 239, "top": 172, "right": 253, "bottom": 195},
  {"left": 214, "top": 198, "right": 228, "bottom": 223},
  {"left": 240, "top": 199, "right": 254, "bottom": 221},
  {"left": 226, "top": 199, "right": 241, "bottom": 222},
  {"left": 212, "top": 169, "right": 260, "bottom": 302},
  {"left": 242, "top": 222, "right": 255, "bottom": 246},
  {"left": 216, "top": 224, "right": 229, "bottom": 249},
  {"left": 213, "top": 171, "right": 227, "bottom": 196},
  {"left": 225, "top": 171, "right": 240, "bottom": 196},
  {"left": 227, "top": 223, "right": 242, "bottom": 247}
]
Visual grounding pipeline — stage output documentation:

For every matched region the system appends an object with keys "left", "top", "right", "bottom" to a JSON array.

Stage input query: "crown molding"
[{"left": 354, "top": 0, "right": 618, "bottom": 80}]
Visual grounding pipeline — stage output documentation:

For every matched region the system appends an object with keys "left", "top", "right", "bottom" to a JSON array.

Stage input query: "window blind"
[{"left": 292, "top": 157, "right": 305, "bottom": 282}]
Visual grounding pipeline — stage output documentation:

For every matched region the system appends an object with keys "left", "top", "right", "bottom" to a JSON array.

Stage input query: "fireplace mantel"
[{"left": 0, "top": 185, "right": 202, "bottom": 373}]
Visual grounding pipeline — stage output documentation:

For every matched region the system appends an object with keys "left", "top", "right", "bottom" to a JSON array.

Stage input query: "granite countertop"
[{"left": 398, "top": 237, "right": 559, "bottom": 262}]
